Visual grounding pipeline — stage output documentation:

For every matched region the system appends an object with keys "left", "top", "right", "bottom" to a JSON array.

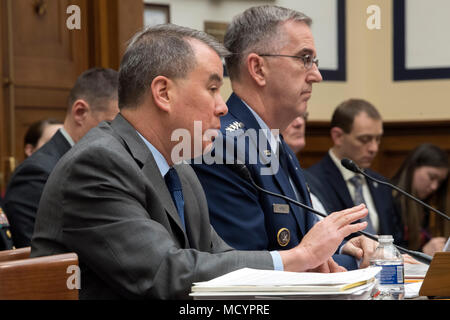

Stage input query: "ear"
[
  {"left": 24, "top": 144, "right": 34, "bottom": 157},
  {"left": 246, "top": 53, "right": 266, "bottom": 87},
  {"left": 151, "top": 76, "right": 172, "bottom": 113},
  {"left": 71, "top": 99, "right": 90, "bottom": 126},
  {"left": 330, "top": 127, "right": 344, "bottom": 146}
]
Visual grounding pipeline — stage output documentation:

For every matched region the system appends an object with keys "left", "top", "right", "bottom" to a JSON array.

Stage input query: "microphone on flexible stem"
[
  {"left": 341, "top": 158, "right": 450, "bottom": 222},
  {"left": 229, "top": 163, "right": 432, "bottom": 264}
]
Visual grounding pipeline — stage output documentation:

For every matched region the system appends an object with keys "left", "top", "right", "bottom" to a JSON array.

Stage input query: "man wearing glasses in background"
[{"left": 192, "top": 5, "right": 377, "bottom": 271}]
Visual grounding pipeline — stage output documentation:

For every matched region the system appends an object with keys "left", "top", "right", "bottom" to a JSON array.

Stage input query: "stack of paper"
[{"left": 190, "top": 267, "right": 382, "bottom": 300}]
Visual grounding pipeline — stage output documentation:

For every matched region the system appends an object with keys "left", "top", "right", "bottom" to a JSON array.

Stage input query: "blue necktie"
[
  {"left": 349, "top": 175, "right": 376, "bottom": 234},
  {"left": 164, "top": 168, "right": 186, "bottom": 231}
]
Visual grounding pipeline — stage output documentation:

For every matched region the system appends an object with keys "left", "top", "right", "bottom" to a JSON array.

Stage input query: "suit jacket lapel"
[
  {"left": 52, "top": 130, "right": 72, "bottom": 157},
  {"left": 324, "top": 154, "right": 354, "bottom": 208},
  {"left": 111, "top": 114, "right": 189, "bottom": 248}
]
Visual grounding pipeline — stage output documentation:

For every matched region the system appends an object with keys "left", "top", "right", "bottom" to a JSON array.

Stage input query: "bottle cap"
[{"left": 378, "top": 235, "right": 393, "bottom": 242}]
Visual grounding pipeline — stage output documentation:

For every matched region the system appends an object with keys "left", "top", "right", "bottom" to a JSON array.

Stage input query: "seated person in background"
[
  {"left": 3, "top": 68, "right": 119, "bottom": 248},
  {"left": 31, "top": 23, "right": 370, "bottom": 299},
  {"left": 282, "top": 112, "right": 329, "bottom": 216},
  {"left": 24, "top": 118, "right": 63, "bottom": 157},
  {"left": 0, "top": 203, "right": 13, "bottom": 250},
  {"left": 192, "top": 6, "right": 377, "bottom": 272},
  {"left": 307, "top": 99, "right": 403, "bottom": 244},
  {"left": 391, "top": 143, "right": 450, "bottom": 256},
  {"left": 282, "top": 112, "right": 308, "bottom": 154}
]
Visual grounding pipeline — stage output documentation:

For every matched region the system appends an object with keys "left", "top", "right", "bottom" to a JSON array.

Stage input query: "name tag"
[{"left": 273, "top": 204, "right": 289, "bottom": 214}]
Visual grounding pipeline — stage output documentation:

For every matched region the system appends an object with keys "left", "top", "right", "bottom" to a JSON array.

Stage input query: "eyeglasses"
[{"left": 258, "top": 54, "right": 319, "bottom": 70}]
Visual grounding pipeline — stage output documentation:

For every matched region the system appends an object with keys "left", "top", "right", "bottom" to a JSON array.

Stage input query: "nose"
[
  {"left": 367, "top": 139, "right": 379, "bottom": 155},
  {"left": 215, "top": 94, "right": 228, "bottom": 117},
  {"left": 430, "top": 180, "right": 439, "bottom": 192},
  {"left": 307, "top": 64, "right": 323, "bottom": 83}
]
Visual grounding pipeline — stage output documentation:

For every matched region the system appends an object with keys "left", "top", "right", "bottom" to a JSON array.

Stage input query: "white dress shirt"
[{"left": 328, "top": 149, "right": 379, "bottom": 233}]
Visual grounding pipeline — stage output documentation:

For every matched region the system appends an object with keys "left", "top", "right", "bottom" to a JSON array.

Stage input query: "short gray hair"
[
  {"left": 224, "top": 5, "right": 312, "bottom": 80},
  {"left": 119, "top": 24, "right": 230, "bottom": 109}
]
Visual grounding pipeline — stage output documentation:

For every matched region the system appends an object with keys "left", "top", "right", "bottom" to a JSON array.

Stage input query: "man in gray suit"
[{"left": 31, "top": 24, "right": 369, "bottom": 299}]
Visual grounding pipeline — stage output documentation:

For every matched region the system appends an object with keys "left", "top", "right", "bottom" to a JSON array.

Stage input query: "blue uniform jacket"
[{"left": 192, "top": 93, "right": 358, "bottom": 270}]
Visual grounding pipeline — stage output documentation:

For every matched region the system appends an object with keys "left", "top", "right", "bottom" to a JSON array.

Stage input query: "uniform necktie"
[
  {"left": 349, "top": 175, "right": 376, "bottom": 234},
  {"left": 164, "top": 168, "right": 186, "bottom": 231}
]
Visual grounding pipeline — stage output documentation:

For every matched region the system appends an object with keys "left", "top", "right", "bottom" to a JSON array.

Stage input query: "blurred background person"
[
  {"left": 391, "top": 143, "right": 450, "bottom": 256},
  {"left": 3, "top": 68, "right": 119, "bottom": 248},
  {"left": 282, "top": 112, "right": 308, "bottom": 154},
  {"left": 283, "top": 112, "right": 329, "bottom": 216},
  {"left": 24, "top": 118, "right": 63, "bottom": 157},
  {"left": 306, "top": 99, "right": 403, "bottom": 244}
]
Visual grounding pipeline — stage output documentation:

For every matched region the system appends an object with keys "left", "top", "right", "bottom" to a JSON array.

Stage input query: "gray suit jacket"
[{"left": 31, "top": 114, "right": 273, "bottom": 299}]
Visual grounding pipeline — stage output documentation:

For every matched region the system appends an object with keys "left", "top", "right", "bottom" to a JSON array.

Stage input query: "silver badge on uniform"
[{"left": 273, "top": 203, "right": 289, "bottom": 214}]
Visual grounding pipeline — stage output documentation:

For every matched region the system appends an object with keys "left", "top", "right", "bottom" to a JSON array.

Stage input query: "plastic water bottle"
[{"left": 370, "top": 235, "right": 405, "bottom": 300}]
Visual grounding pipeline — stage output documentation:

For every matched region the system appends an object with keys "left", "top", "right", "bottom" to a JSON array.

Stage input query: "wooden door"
[{"left": 0, "top": 0, "right": 89, "bottom": 193}]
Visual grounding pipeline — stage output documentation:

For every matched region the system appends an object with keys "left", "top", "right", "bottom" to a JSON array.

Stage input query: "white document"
[
  {"left": 192, "top": 267, "right": 382, "bottom": 292},
  {"left": 405, "top": 282, "right": 423, "bottom": 299},
  {"left": 404, "top": 263, "right": 429, "bottom": 279}
]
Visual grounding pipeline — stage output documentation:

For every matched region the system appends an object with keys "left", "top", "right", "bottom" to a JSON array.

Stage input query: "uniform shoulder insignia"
[
  {"left": 0, "top": 210, "right": 9, "bottom": 225},
  {"left": 225, "top": 121, "right": 245, "bottom": 133}
]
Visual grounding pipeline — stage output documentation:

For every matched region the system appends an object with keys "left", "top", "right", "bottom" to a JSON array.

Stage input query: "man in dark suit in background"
[
  {"left": 192, "top": 6, "right": 377, "bottom": 271},
  {"left": 31, "top": 24, "right": 369, "bottom": 299},
  {"left": 307, "top": 99, "right": 403, "bottom": 244},
  {"left": 3, "top": 68, "right": 119, "bottom": 248}
]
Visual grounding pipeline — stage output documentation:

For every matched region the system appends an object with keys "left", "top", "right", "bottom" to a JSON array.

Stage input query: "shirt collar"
[
  {"left": 328, "top": 149, "right": 359, "bottom": 182},
  {"left": 59, "top": 127, "right": 75, "bottom": 147},
  {"left": 242, "top": 100, "right": 280, "bottom": 154},
  {"left": 136, "top": 131, "right": 170, "bottom": 177}
]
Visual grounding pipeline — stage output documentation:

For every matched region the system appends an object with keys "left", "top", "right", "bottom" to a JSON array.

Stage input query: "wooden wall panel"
[
  {"left": 0, "top": 0, "right": 144, "bottom": 188},
  {"left": 12, "top": 0, "right": 88, "bottom": 89},
  {"left": 8, "top": 0, "right": 89, "bottom": 166}
]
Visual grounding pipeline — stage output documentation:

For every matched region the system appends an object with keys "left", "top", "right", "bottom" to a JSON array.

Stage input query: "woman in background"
[
  {"left": 24, "top": 118, "right": 62, "bottom": 157},
  {"left": 391, "top": 143, "right": 450, "bottom": 256}
]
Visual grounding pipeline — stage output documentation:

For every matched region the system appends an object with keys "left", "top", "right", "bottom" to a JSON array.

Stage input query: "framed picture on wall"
[
  {"left": 393, "top": 0, "right": 450, "bottom": 80},
  {"left": 144, "top": 4, "right": 170, "bottom": 27}
]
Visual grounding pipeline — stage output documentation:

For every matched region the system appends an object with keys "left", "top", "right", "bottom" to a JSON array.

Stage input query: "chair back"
[{"left": 0, "top": 252, "right": 79, "bottom": 300}]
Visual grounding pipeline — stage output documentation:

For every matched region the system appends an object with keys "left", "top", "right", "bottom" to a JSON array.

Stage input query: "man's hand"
[
  {"left": 423, "top": 237, "right": 446, "bottom": 256},
  {"left": 341, "top": 235, "right": 378, "bottom": 268},
  {"left": 307, "top": 257, "right": 347, "bottom": 273},
  {"left": 279, "top": 204, "right": 368, "bottom": 272}
]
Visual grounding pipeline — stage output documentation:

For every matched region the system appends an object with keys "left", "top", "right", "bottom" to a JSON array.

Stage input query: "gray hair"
[
  {"left": 119, "top": 24, "right": 230, "bottom": 109},
  {"left": 224, "top": 5, "right": 312, "bottom": 80}
]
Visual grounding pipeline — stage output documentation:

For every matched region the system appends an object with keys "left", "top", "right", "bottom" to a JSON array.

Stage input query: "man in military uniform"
[
  {"left": 0, "top": 204, "right": 13, "bottom": 250},
  {"left": 192, "top": 5, "right": 377, "bottom": 270}
]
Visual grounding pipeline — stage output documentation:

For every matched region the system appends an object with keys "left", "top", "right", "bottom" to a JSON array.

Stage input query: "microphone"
[
  {"left": 228, "top": 163, "right": 432, "bottom": 264},
  {"left": 341, "top": 158, "right": 450, "bottom": 222}
]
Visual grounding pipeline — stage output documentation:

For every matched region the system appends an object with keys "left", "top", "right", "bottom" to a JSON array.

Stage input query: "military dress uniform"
[
  {"left": 0, "top": 205, "right": 14, "bottom": 250},
  {"left": 192, "top": 93, "right": 358, "bottom": 270}
]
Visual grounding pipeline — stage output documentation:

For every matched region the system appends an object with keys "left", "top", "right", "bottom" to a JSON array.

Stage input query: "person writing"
[{"left": 391, "top": 143, "right": 450, "bottom": 256}]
